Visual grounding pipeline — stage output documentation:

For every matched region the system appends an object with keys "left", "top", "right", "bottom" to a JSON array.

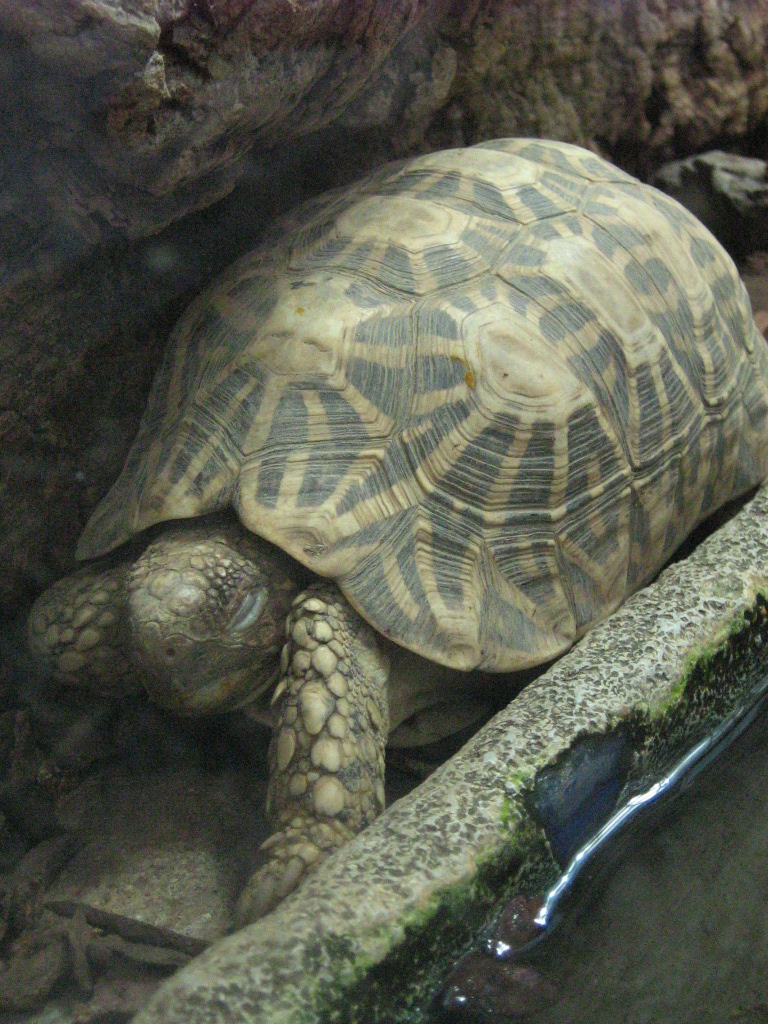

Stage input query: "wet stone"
[
  {"left": 485, "top": 894, "right": 546, "bottom": 957},
  {"left": 441, "top": 951, "right": 556, "bottom": 1022},
  {"left": 528, "top": 729, "right": 632, "bottom": 867}
]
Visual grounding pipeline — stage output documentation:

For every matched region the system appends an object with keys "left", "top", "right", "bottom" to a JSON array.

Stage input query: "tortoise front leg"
[
  {"left": 236, "top": 582, "right": 390, "bottom": 924},
  {"left": 27, "top": 562, "right": 140, "bottom": 698}
]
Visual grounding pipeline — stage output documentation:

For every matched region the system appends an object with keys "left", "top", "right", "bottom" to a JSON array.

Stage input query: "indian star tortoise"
[{"left": 28, "top": 138, "right": 768, "bottom": 924}]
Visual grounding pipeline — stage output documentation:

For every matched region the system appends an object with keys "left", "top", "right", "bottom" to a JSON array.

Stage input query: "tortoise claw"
[{"left": 235, "top": 817, "right": 353, "bottom": 926}]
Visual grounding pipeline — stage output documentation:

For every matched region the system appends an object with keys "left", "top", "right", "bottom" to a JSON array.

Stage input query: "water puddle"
[{"left": 439, "top": 671, "right": 768, "bottom": 1023}]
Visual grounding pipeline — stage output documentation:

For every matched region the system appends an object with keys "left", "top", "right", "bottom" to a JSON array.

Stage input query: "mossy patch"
[
  {"left": 621, "top": 592, "right": 768, "bottom": 798},
  {"left": 309, "top": 810, "right": 557, "bottom": 1022}
]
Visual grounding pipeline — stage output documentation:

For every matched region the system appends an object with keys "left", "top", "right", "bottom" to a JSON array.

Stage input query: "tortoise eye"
[{"left": 230, "top": 589, "right": 267, "bottom": 633}]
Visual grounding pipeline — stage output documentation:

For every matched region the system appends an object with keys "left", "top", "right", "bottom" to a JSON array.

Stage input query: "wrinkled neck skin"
[{"left": 127, "top": 514, "right": 303, "bottom": 715}]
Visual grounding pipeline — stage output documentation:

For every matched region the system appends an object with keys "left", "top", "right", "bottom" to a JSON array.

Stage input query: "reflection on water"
[{"left": 441, "top": 704, "right": 768, "bottom": 1024}]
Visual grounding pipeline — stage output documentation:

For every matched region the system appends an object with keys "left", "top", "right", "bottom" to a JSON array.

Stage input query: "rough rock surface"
[
  {"left": 654, "top": 150, "right": 768, "bottom": 257},
  {"left": 440, "top": 0, "right": 768, "bottom": 177},
  {"left": 0, "top": 0, "right": 455, "bottom": 263}
]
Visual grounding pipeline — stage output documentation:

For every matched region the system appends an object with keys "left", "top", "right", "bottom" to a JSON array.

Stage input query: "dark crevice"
[{"left": 157, "top": 19, "right": 214, "bottom": 80}]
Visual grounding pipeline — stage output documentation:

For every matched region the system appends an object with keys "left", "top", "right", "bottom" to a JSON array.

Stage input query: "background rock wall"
[
  {"left": 439, "top": 0, "right": 768, "bottom": 176},
  {"left": 2, "top": 0, "right": 767, "bottom": 612}
]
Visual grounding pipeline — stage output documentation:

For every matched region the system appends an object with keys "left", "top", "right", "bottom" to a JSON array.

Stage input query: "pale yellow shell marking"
[
  {"left": 238, "top": 376, "right": 287, "bottom": 457},
  {"left": 410, "top": 518, "right": 487, "bottom": 663},
  {"left": 586, "top": 190, "right": 745, "bottom": 408},
  {"left": 245, "top": 275, "right": 349, "bottom": 380},
  {"left": 333, "top": 195, "right": 466, "bottom": 252},
  {"left": 408, "top": 147, "right": 540, "bottom": 198},
  {"left": 271, "top": 390, "right": 332, "bottom": 513},
  {"left": 379, "top": 526, "right": 442, "bottom": 629}
]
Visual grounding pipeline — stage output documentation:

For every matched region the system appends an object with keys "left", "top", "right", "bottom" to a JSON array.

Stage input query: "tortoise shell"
[{"left": 78, "top": 139, "right": 768, "bottom": 671}]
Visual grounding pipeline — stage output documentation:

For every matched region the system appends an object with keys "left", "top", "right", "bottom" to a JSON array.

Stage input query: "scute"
[{"left": 77, "top": 139, "right": 768, "bottom": 672}]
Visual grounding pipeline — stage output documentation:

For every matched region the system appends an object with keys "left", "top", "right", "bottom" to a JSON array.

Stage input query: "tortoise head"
[{"left": 128, "top": 518, "right": 300, "bottom": 715}]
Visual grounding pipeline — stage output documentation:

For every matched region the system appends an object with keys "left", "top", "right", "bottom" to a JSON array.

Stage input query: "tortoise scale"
[{"left": 29, "top": 138, "right": 768, "bottom": 923}]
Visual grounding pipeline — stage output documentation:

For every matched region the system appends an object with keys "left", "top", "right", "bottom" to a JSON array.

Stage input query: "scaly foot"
[{"left": 238, "top": 583, "right": 391, "bottom": 923}]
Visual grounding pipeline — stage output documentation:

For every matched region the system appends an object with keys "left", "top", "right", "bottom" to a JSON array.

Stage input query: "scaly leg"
[
  {"left": 27, "top": 563, "right": 140, "bottom": 698},
  {"left": 236, "top": 581, "right": 390, "bottom": 924}
]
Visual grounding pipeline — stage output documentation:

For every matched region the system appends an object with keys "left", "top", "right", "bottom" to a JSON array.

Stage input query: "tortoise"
[{"left": 28, "top": 138, "right": 768, "bottom": 924}]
